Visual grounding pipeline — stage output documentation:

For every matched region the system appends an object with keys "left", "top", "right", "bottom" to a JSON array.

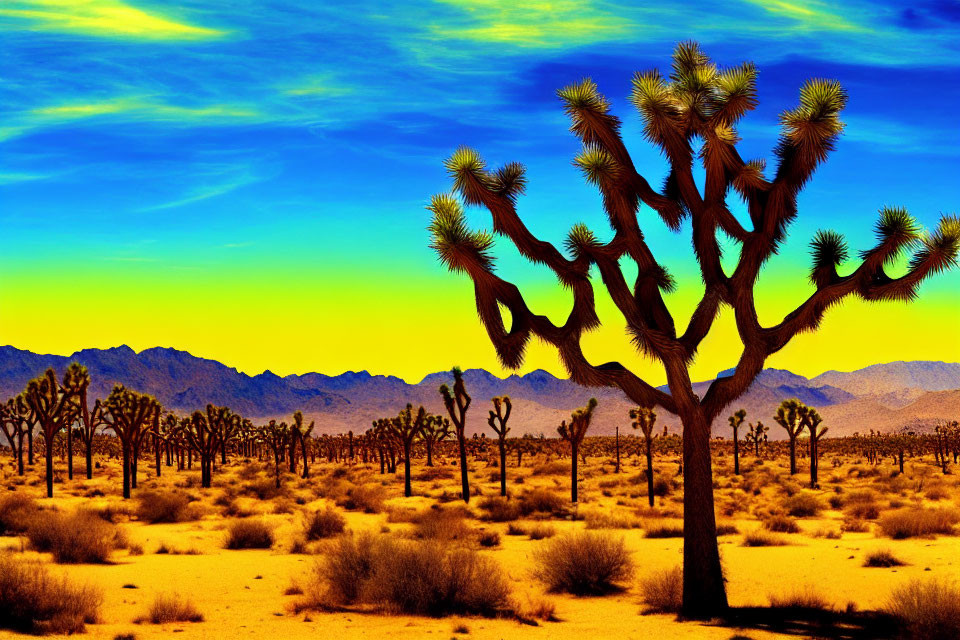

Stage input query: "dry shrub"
[
  {"left": 643, "top": 520, "right": 683, "bottom": 538},
  {"left": 477, "top": 496, "right": 520, "bottom": 522},
  {"left": 136, "top": 593, "right": 203, "bottom": 624},
  {"left": 135, "top": 491, "right": 192, "bottom": 524},
  {"left": 305, "top": 508, "right": 346, "bottom": 540},
  {"left": 26, "top": 509, "right": 124, "bottom": 563},
  {"left": 716, "top": 522, "right": 739, "bottom": 536},
  {"left": 478, "top": 530, "right": 500, "bottom": 547},
  {"left": 0, "top": 493, "right": 38, "bottom": 534},
  {"left": 863, "top": 548, "right": 906, "bottom": 568},
  {"left": 366, "top": 542, "right": 510, "bottom": 616},
  {"left": 337, "top": 483, "right": 386, "bottom": 514},
  {"left": 0, "top": 553, "right": 101, "bottom": 634},
  {"left": 878, "top": 508, "right": 960, "bottom": 539},
  {"left": 532, "top": 531, "right": 632, "bottom": 595},
  {"left": 782, "top": 493, "right": 823, "bottom": 517},
  {"left": 531, "top": 461, "right": 567, "bottom": 476},
  {"left": 243, "top": 477, "right": 288, "bottom": 501},
  {"left": 225, "top": 519, "right": 274, "bottom": 549},
  {"left": 527, "top": 523, "right": 556, "bottom": 540},
  {"left": 416, "top": 466, "right": 454, "bottom": 481},
  {"left": 812, "top": 527, "right": 841, "bottom": 539},
  {"left": 506, "top": 523, "right": 526, "bottom": 536},
  {"left": 584, "top": 511, "right": 640, "bottom": 530},
  {"left": 515, "top": 595, "right": 557, "bottom": 622},
  {"left": 842, "top": 517, "right": 870, "bottom": 533},
  {"left": 885, "top": 578, "right": 960, "bottom": 640},
  {"left": 846, "top": 489, "right": 879, "bottom": 503},
  {"left": 517, "top": 489, "right": 566, "bottom": 517},
  {"left": 845, "top": 502, "right": 881, "bottom": 520},
  {"left": 768, "top": 586, "right": 833, "bottom": 610},
  {"left": 412, "top": 506, "right": 473, "bottom": 541},
  {"left": 742, "top": 530, "right": 788, "bottom": 547},
  {"left": 639, "top": 566, "right": 682, "bottom": 614},
  {"left": 301, "top": 533, "right": 511, "bottom": 617},
  {"left": 763, "top": 514, "right": 800, "bottom": 533}
]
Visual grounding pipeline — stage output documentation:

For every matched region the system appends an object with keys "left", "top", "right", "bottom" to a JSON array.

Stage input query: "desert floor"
[{"left": 2, "top": 450, "right": 959, "bottom": 639}]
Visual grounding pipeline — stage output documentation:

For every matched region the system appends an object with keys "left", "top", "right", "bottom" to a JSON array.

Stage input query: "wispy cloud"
[{"left": 0, "top": 0, "right": 224, "bottom": 40}]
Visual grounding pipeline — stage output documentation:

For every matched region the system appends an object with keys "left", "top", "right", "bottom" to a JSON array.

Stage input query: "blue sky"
[{"left": 1, "top": 0, "right": 958, "bottom": 381}]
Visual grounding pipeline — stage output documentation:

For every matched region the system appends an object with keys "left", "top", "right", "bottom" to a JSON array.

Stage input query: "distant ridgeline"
[{"left": 1, "top": 345, "right": 958, "bottom": 438}]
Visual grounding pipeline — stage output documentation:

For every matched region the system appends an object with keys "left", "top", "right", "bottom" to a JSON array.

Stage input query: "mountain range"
[{"left": 1, "top": 345, "right": 957, "bottom": 438}]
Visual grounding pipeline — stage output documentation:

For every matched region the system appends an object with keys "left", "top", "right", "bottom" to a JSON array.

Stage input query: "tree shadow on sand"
[{"left": 714, "top": 606, "right": 900, "bottom": 640}]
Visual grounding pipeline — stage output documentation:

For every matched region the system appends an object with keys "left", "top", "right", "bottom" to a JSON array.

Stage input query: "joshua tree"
[
  {"left": 260, "top": 420, "right": 289, "bottom": 489},
  {"left": 24, "top": 368, "right": 76, "bottom": 498},
  {"left": 439, "top": 367, "right": 472, "bottom": 502},
  {"left": 101, "top": 384, "right": 161, "bottom": 499},
  {"left": 183, "top": 408, "right": 220, "bottom": 488},
  {"left": 558, "top": 398, "right": 597, "bottom": 503},
  {"left": 631, "top": 405, "right": 658, "bottom": 507},
  {"left": 425, "top": 41, "right": 959, "bottom": 615},
  {"left": 387, "top": 404, "right": 428, "bottom": 497},
  {"left": 420, "top": 413, "right": 451, "bottom": 467},
  {"left": 728, "top": 408, "right": 746, "bottom": 475},
  {"left": 487, "top": 395, "right": 512, "bottom": 496},
  {"left": 800, "top": 406, "right": 827, "bottom": 488},
  {"left": 745, "top": 421, "right": 768, "bottom": 457},
  {"left": 0, "top": 395, "right": 31, "bottom": 476},
  {"left": 61, "top": 363, "right": 105, "bottom": 480},
  {"left": 291, "top": 411, "right": 315, "bottom": 478},
  {"left": 774, "top": 399, "right": 807, "bottom": 475}
]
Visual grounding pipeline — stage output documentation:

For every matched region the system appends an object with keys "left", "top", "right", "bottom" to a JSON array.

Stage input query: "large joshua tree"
[
  {"left": 102, "top": 384, "right": 161, "bottom": 499},
  {"left": 426, "top": 42, "right": 959, "bottom": 617}
]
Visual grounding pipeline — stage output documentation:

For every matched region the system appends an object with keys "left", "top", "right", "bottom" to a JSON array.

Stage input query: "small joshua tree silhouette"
[
  {"left": 487, "top": 395, "right": 512, "bottom": 496},
  {"left": 558, "top": 398, "right": 598, "bottom": 503}
]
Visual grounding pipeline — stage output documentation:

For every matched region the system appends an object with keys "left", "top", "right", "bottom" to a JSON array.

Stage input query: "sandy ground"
[{"left": 2, "top": 450, "right": 959, "bottom": 639}]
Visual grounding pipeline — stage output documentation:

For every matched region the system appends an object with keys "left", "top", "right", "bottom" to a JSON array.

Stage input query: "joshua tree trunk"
[
  {"left": 27, "top": 428, "right": 33, "bottom": 466},
  {"left": 570, "top": 439, "right": 579, "bottom": 503},
  {"left": 403, "top": 443, "right": 412, "bottom": 498},
  {"left": 121, "top": 442, "right": 131, "bottom": 499},
  {"left": 679, "top": 407, "right": 727, "bottom": 617},
  {"left": 789, "top": 437, "right": 797, "bottom": 475},
  {"left": 733, "top": 432, "right": 740, "bottom": 475},
  {"left": 457, "top": 435, "right": 469, "bottom": 503},
  {"left": 498, "top": 440, "right": 507, "bottom": 496},
  {"left": 66, "top": 426, "right": 73, "bottom": 480},
  {"left": 85, "top": 439, "right": 93, "bottom": 479},
  {"left": 645, "top": 432, "right": 654, "bottom": 508},
  {"left": 45, "top": 446, "right": 54, "bottom": 498}
]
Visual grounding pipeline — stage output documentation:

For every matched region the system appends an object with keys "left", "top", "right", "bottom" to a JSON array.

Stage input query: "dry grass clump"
[
  {"left": 716, "top": 522, "right": 740, "bottom": 536},
  {"left": 885, "top": 578, "right": 960, "bottom": 640},
  {"left": 782, "top": 492, "right": 823, "bottom": 517},
  {"left": 298, "top": 532, "right": 512, "bottom": 617},
  {"left": 762, "top": 514, "right": 800, "bottom": 533},
  {"left": 337, "top": 483, "right": 387, "bottom": 514},
  {"left": 768, "top": 586, "right": 833, "bottom": 611},
  {"left": 476, "top": 496, "right": 520, "bottom": 522},
  {"left": 516, "top": 489, "right": 566, "bottom": 517},
  {"left": 243, "top": 477, "right": 289, "bottom": 501},
  {"left": 845, "top": 501, "right": 881, "bottom": 520},
  {"left": 532, "top": 531, "right": 632, "bottom": 595},
  {"left": 135, "top": 593, "right": 204, "bottom": 624},
  {"left": 639, "top": 566, "right": 682, "bottom": 614},
  {"left": 584, "top": 510, "right": 641, "bottom": 530},
  {"left": 526, "top": 523, "right": 556, "bottom": 540},
  {"left": 741, "top": 530, "right": 788, "bottom": 547},
  {"left": 135, "top": 491, "right": 192, "bottom": 524},
  {"left": 531, "top": 460, "right": 567, "bottom": 476},
  {"left": 0, "top": 493, "right": 39, "bottom": 534},
  {"left": 863, "top": 548, "right": 906, "bottom": 567},
  {"left": 842, "top": 517, "right": 870, "bottom": 533},
  {"left": 643, "top": 520, "right": 683, "bottom": 538},
  {"left": 478, "top": 530, "right": 501, "bottom": 547},
  {"left": 224, "top": 519, "right": 274, "bottom": 549},
  {"left": 26, "top": 509, "right": 125, "bottom": 564},
  {"left": 304, "top": 507, "right": 347, "bottom": 540},
  {"left": 877, "top": 507, "right": 960, "bottom": 539},
  {"left": 0, "top": 553, "right": 102, "bottom": 634},
  {"left": 411, "top": 506, "right": 473, "bottom": 541}
]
